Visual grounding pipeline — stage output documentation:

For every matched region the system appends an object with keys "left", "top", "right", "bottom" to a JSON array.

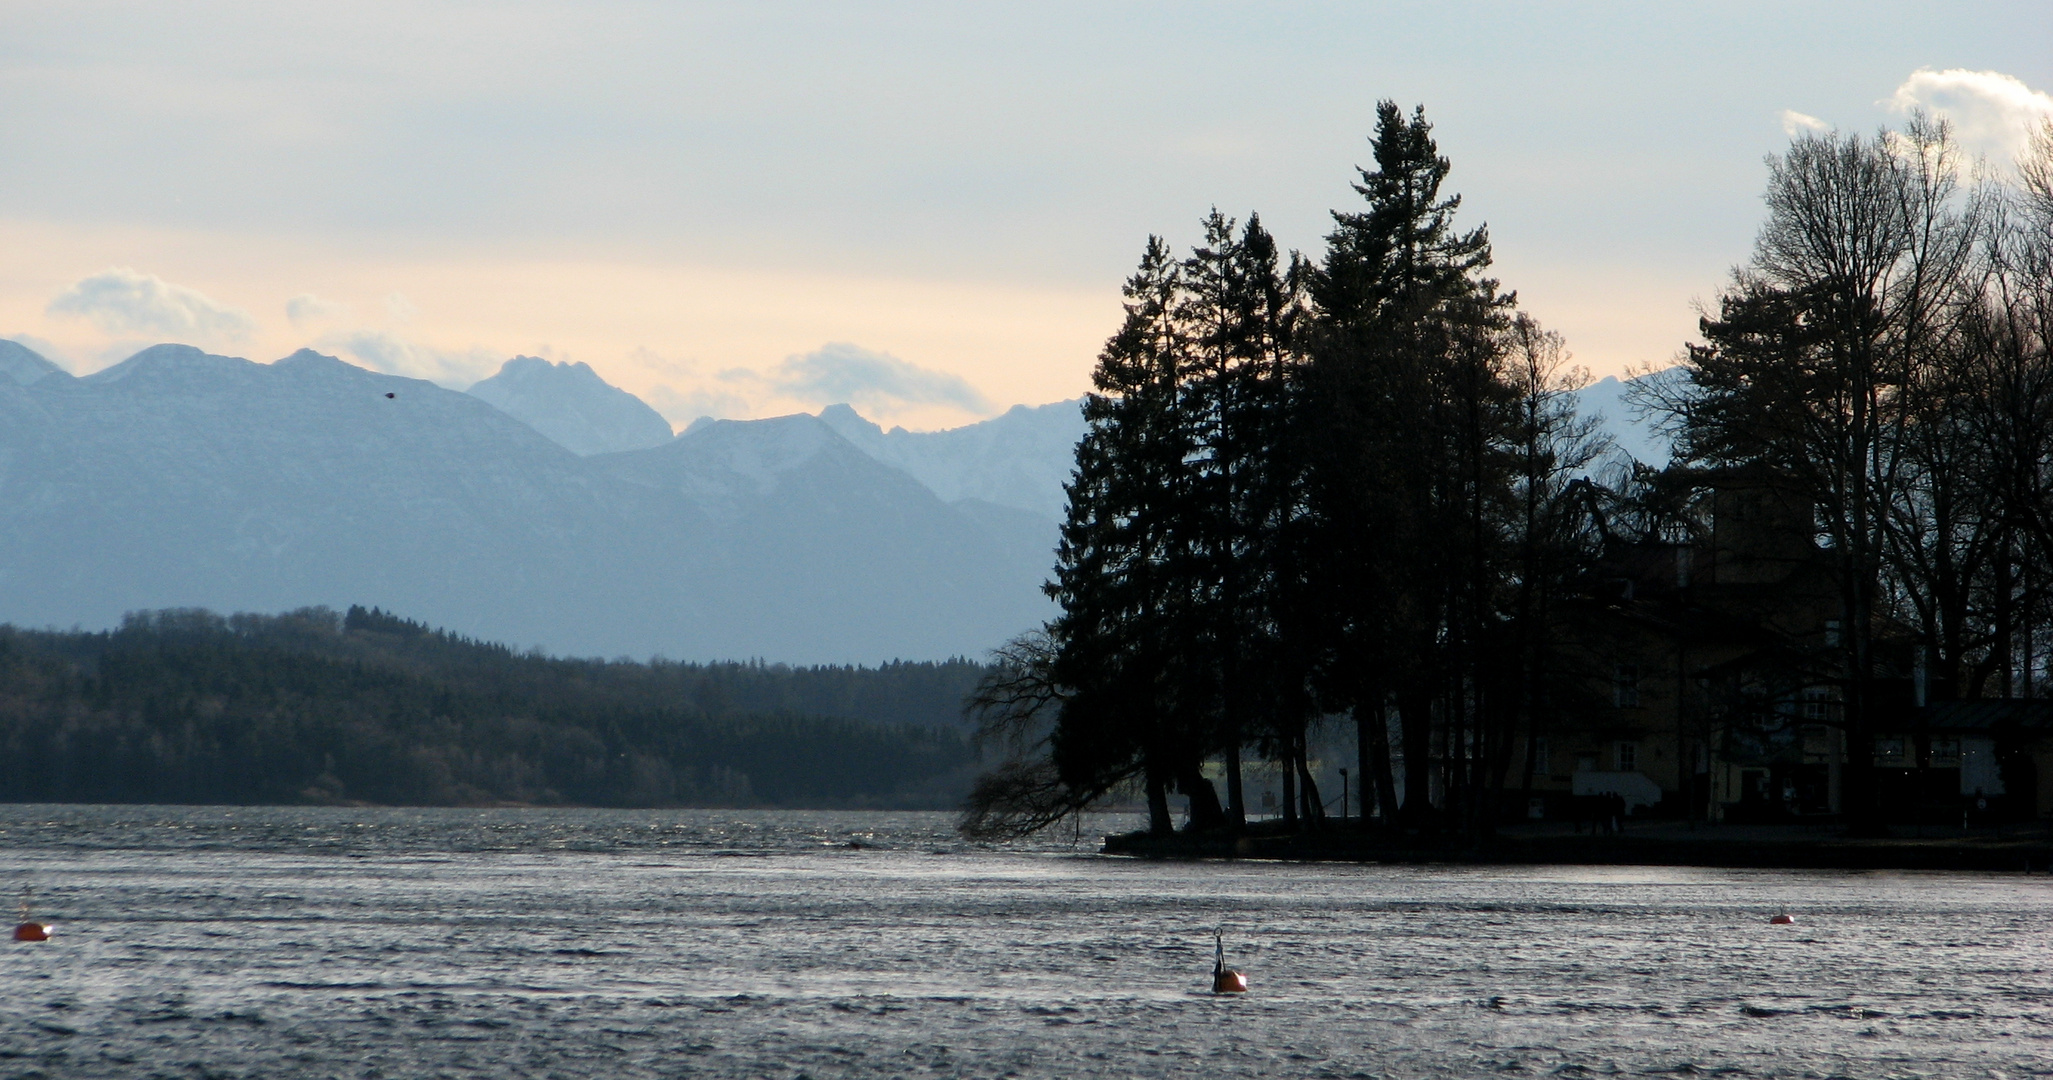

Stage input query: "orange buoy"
[
  {"left": 1769, "top": 914, "right": 1795, "bottom": 925},
  {"left": 1211, "top": 930, "right": 1248, "bottom": 994},
  {"left": 14, "top": 889, "right": 49, "bottom": 941}
]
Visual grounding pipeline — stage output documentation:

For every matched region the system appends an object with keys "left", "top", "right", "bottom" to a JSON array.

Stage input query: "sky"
[{"left": 3, "top": 2, "right": 2050, "bottom": 431}]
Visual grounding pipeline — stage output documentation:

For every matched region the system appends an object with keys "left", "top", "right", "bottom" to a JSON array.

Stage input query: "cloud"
[
  {"left": 641, "top": 382, "right": 753, "bottom": 426},
  {"left": 761, "top": 342, "right": 992, "bottom": 416},
  {"left": 286, "top": 293, "right": 351, "bottom": 326},
  {"left": 616, "top": 346, "right": 746, "bottom": 424},
  {"left": 385, "top": 292, "right": 421, "bottom": 321},
  {"left": 1779, "top": 110, "right": 1829, "bottom": 137},
  {"left": 322, "top": 329, "right": 502, "bottom": 387},
  {"left": 47, "top": 267, "right": 257, "bottom": 341},
  {"left": 1887, "top": 68, "right": 2053, "bottom": 169}
]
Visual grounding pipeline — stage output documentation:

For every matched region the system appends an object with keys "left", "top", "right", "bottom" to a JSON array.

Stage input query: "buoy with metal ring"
[
  {"left": 1769, "top": 913, "right": 1795, "bottom": 925},
  {"left": 1211, "top": 930, "right": 1248, "bottom": 994}
]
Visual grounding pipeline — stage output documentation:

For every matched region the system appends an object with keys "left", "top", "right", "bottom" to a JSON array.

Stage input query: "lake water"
[{"left": 2, "top": 805, "right": 2051, "bottom": 1079}]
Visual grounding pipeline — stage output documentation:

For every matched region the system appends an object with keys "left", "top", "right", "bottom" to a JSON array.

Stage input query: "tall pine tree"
[{"left": 1302, "top": 101, "right": 1517, "bottom": 829}]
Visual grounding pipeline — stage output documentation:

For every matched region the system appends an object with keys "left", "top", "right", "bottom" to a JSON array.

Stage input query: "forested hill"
[{"left": 0, "top": 606, "right": 986, "bottom": 809}]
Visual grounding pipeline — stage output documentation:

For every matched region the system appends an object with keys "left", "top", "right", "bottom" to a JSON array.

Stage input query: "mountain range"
[
  {"left": 0, "top": 343, "right": 1066, "bottom": 663},
  {"left": 0, "top": 340, "right": 1664, "bottom": 662}
]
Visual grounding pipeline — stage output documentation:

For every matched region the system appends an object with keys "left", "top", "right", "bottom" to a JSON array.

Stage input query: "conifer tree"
[
  {"left": 1045, "top": 237, "right": 1224, "bottom": 835},
  {"left": 1302, "top": 101, "right": 1517, "bottom": 829},
  {"left": 1177, "top": 210, "right": 1312, "bottom": 828}
]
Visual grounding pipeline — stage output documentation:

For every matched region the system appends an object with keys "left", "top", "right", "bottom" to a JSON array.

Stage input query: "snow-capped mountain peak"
[
  {"left": 0, "top": 339, "right": 65, "bottom": 386},
  {"left": 816, "top": 398, "right": 1086, "bottom": 521},
  {"left": 467, "top": 355, "right": 675, "bottom": 456}
]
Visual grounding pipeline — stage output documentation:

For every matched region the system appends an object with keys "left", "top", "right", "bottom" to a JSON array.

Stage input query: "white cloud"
[
  {"left": 761, "top": 342, "right": 992, "bottom": 416},
  {"left": 1780, "top": 110, "right": 1829, "bottom": 137},
  {"left": 286, "top": 293, "right": 351, "bottom": 326},
  {"left": 1887, "top": 68, "right": 2053, "bottom": 169},
  {"left": 620, "top": 343, "right": 993, "bottom": 427},
  {"left": 322, "top": 329, "right": 501, "bottom": 387},
  {"left": 641, "top": 382, "right": 753, "bottom": 426},
  {"left": 46, "top": 267, "right": 257, "bottom": 341},
  {"left": 620, "top": 346, "right": 749, "bottom": 424}
]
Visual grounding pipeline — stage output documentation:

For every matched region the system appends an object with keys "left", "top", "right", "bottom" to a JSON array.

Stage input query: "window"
[
  {"left": 1614, "top": 664, "right": 1641, "bottom": 707},
  {"left": 1801, "top": 686, "right": 1831, "bottom": 722},
  {"left": 1930, "top": 738, "right": 1960, "bottom": 764},
  {"left": 1615, "top": 741, "right": 1637, "bottom": 772},
  {"left": 1874, "top": 738, "right": 1906, "bottom": 765},
  {"left": 1531, "top": 738, "right": 1550, "bottom": 775},
  {"left": 1824, "top": 620, "right": 1842, "bottom": 647}
]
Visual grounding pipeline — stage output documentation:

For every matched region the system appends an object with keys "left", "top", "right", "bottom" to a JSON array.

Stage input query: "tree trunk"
[
  {"left": 1297, "top": 742, "right": 1326, "bottom": 828},
  {"left": 1398, "top": 687, "right": 1434, "bottom": 828},
  {"left": 1178, "top": 761, "right": 1228, "bottom": 831},
  {"left": 1223, "top": 722, "right": 1246, "bottom": 830},
  {"left": 1369, "top": 703, "right": 1402, "bottom": 821},
  {"left": 1355, "top": 706, "right": 1375, "bottom": 822},
  {"left": 1280, "top": 743, "right": 1299, "bottom": 829},
  {"left": 1145, "top": 767, "right": 1173, "bottom": 837}
]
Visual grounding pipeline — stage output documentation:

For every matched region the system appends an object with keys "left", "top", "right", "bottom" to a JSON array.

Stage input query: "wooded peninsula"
[{"left": 963, "top": 101, "right": 2053, "bottom": 845}]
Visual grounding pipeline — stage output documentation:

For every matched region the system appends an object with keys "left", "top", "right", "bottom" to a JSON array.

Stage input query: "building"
[{"left": 1512, "top": 474, "right": 2053, "bottom": 824}]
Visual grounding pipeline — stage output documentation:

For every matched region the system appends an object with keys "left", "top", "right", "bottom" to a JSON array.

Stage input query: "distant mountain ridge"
[{"left": 0, "top": 341, "right": 1052, "bottom": 662}]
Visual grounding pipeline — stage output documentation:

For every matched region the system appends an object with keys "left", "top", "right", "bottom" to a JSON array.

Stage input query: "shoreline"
[{"left": 1100, "top": 819, "right": 2053, "bottom": 873}]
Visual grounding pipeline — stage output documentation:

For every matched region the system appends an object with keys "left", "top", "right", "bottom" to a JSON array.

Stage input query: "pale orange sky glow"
[
  {"left": 4, "top": 3, "right": 2048, "bottom": 431},
  {"left": 1, "top": 218, "right": 1116, "bottom": 431}
]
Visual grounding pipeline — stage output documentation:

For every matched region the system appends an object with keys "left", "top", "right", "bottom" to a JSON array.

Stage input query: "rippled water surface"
[{"left": 3, "top": 805, "right": 2051, "bottom": 1079}]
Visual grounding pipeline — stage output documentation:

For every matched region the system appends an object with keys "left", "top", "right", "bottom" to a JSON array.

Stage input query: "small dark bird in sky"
[{"left": 385, "top": 392, "right": 395, "bottom": 399}]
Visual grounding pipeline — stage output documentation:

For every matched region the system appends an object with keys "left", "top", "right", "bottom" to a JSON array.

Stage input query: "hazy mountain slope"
[
  {"left": 817, "top": 399, "right": 1085, "bottom": 521},
  {"left": 593, "top": 414, "right": 1052, "bottom": 661},
  {"left": 949, "top": 497, "right": 1060, "bottom": 583},
  {"left": 0, "top": 349, "right": 1054, "bottom": 663},
  {"left": 467, "top": 355, "right": 675, "bottom": 455},
  {"left": 1576, "top": 374, "right": 1675, "bottom": 467},
  {"left": 0, "top": 339, "right": 65, "bottom": 386},
  {"left": 0, "top": 345, "right": 692, "bottom": 655}
]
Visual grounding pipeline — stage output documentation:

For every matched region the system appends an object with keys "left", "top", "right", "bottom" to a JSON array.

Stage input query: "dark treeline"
[
  {"left": 962, "top": 102, "right": 2053, "bottom": 839},
  {"left": 0, "top": 605, "right": 983, "bottom": 808}
]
